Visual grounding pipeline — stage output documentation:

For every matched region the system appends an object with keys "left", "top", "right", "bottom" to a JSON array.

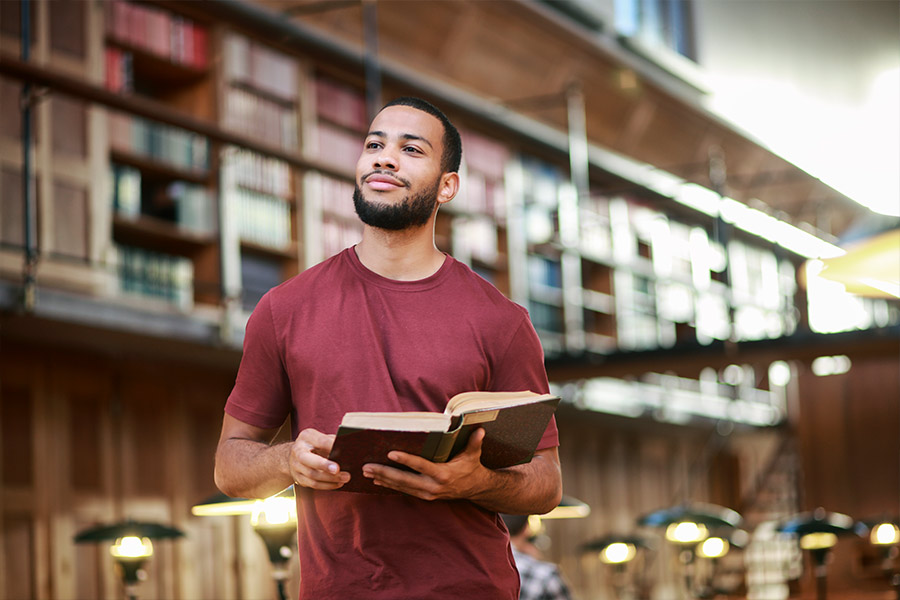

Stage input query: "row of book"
[
  {"left": 229, "top": 189, "right": 292, "bottom": 250},
  {"left": 320, "top": 217, "right": 363, "bottom": 259},
  {"left": 452, "top": 217, "right": 499, "bottom": 265},
  {"left": 110, "top": 165, "right": 217, "bottom": 235},
  {"left": 116, "top": 244, "right": 194, "bottom": 310},
  {"left": 109, "top": 112, "right": 209, "bottom": 173},
  {"left": 457, "top": 169, "right": 506, "bottom": 218},
  {"left": 104, "top": 47, "right": 134, "bottom": 94},
  {"left": 225, "top": 148, "right": 292, "bottom": 199},
  {"left": 315, "top": 123, "right": 363, "bottom": 173},
  {"left": 240, "top": 253, "right": 284, "bottom": 311},
  {"left": 223, "top": 87, "right": 298, "bottom": 151},
  {"left": 223, "top": 33, "right": 298, "bottom": 103},
  {"left": 315, "top": 77, "right": 368, "bottom": 132},
  {"left": 318, "top": 176, "right": 357, "bottom": 221},
  {"left": 105, "top": 0, "right": 207, "bottom": 68}
]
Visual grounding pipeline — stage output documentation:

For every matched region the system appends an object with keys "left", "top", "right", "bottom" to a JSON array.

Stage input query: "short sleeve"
[
  {"left": 490, "top": 314, "right": 559, "bottom": 450},
  {"left": 224, "top": 294, "right": 293, "bottom": 428}
]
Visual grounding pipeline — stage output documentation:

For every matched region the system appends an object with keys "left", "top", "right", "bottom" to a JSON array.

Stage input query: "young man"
[{"left": 215, "top": 97, "right": 562, "bottom": 599}]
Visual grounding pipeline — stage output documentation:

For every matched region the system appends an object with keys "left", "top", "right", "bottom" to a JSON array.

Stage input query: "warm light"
[
  {"left": 666, "top": 521, "right": 708, "bottom": 544},
  {"left": 600, "top": 542, "right": 637, "bottom": 564},
  {"left": 250, "top": 497, "right": 296, "bottom": 528},
  {"left": 697, "top": 536, "right": 729, "bottom": 558},
  {"left": 191, "top": 498, "right": 260, "bottom": 517},
  {"left": 800, "top": 532, "right": 838, "bottom": 550},
  {"left": 871, "top": 522, "right": 900, "bottom": 545},
  {"left": 110, "top": 536, "right": 153, "bottom": 559}
]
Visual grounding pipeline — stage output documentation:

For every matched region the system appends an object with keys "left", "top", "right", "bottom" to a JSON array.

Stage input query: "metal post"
[
  {"left": 21, "top": 0, "right": 38, "bottom": 311},
  {"left": 362, "top": 0, "right": 381, "bottom": 122}
]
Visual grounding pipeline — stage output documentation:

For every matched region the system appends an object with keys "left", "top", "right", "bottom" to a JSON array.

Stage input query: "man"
[
  {"left": 501, "top": 514, "right": 574, "bottom": 600},
  {"left": 215, "top": 97, "right": 562, "bottom": 599}
]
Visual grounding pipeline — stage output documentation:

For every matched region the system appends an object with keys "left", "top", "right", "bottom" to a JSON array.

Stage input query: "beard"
[{"left": 353, "top": 176, "right": 440, "bottom": 231}]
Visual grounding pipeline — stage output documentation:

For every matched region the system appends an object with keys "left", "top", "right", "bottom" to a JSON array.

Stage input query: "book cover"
[{"left": 328, "top": 392, "right": 559, "bottom": 495}]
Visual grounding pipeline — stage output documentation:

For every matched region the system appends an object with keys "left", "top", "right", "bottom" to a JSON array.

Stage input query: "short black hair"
[{"left": 381, "top": 96, "right": 462, "bottom": 174}]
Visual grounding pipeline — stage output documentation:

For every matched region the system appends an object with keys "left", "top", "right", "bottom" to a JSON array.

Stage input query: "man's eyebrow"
[{"left": 366, "top": 130, "right": 434, "bottom": 149}]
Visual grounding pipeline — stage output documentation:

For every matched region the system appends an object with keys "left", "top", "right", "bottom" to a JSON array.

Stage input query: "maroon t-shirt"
[{"left": 225, "top": 247, "right": 559, "bottom": 599}]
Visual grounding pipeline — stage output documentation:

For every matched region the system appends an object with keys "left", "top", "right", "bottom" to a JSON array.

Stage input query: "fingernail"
[{"left": 328, "top": 463, "right": 338, "bottom": 474}]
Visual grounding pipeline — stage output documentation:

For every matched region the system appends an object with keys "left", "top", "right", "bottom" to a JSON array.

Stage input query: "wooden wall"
[{"left": 0, "top": 340, "right": 299, "bottom": 600}]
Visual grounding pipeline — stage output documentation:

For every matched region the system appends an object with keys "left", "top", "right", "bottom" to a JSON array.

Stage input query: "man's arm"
[
  {"left": 215, "top": 413, "right": 350, "bottom": 498},
  {"left": 358, "top": 428, "right": 563, "bottom": 514}
]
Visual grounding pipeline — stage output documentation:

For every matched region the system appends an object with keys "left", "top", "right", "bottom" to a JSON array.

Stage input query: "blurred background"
[{"left": 0, "top": 0, "right": 898, "bottom": 599}]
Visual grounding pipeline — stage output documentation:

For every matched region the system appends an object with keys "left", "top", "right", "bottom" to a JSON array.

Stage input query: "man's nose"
[{"left": 373, "top": 147, "right": 398, "bottom": 170}]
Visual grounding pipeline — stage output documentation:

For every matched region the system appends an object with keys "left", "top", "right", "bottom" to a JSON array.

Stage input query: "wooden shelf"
[
  {"left": 106, "top": 36, "right": 209, "bottom": 84},
  {"left": 111, "top": 149, "right": 209, "bottom": 184},
  {"left": 239, "top": 239, "right": 299, "bottom": 260},
  {"left": 113, "top": 214, "right": 216, "bottom": 256}
]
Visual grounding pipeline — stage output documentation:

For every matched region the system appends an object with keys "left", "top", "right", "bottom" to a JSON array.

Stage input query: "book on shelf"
[
  {"left": 328, "top": 390, "right": 559, "bottom": 494},
  {"left": 106, "top": 0, "right": 207, "bottom": 68}
]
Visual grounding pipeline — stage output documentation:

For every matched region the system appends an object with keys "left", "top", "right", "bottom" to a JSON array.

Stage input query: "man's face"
[{"left": 353, "top": 105, "right": 446, "bottom": 230}]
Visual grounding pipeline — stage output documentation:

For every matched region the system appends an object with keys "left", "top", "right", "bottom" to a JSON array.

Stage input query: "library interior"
[{"left": 0, "top": 1, "right": 898, "bottom": 599}]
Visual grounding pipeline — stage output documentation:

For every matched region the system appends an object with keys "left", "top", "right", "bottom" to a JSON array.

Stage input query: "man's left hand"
[{"left": 361, "top": 428, "right": 489, "bottom": 500}]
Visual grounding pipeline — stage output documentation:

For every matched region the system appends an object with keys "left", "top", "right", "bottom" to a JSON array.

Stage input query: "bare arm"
[
  {"left": 214, "top": 413, "right": 349, "bottom": 499},
  {"left": 360, "top": 428, "right": 563, "bottom": 514}
]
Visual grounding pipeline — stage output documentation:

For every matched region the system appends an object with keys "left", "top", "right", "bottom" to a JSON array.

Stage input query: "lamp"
[
  {"left": 582, "top": 535, "right": 651, "bottom": 598},
  {"left": 638, "top": 503, "right": 742, "bottom": 597},
  {"left": 192, "top": 487, "right": 297, "bottom": 600},
  {"left": 858, "top": 517, "right": 900, "bottom": 600},
  {"left": 777, "top": 508, "right": 860, "bottom": 600},
  {"left": 74, "top": 520, "right": 184, "bottom": 600},
  {"left": 525, "top": 495, "right": 590, "bottom": 541}
]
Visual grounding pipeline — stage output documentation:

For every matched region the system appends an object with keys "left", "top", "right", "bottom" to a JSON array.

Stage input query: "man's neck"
[{"left": 354, "top": 224, "right": 446, "bottom": 281}]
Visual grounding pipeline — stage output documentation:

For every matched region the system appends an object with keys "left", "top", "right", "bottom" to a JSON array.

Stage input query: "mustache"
[{"left": 361, "top": 170, "right": 411, "bottom": 188}]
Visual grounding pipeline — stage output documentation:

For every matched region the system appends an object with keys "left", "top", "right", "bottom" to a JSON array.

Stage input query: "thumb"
[{"left": 465, "top": 427, "right": 486, "bottom": 453}]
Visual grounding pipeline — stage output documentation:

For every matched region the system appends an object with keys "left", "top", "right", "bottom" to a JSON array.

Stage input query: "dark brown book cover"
[{"left": 327, "top": 392, "right": 559, "bottom": 495}]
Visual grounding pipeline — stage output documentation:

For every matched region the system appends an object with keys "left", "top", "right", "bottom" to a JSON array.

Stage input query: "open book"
[{"left": 328, "top": 391, "right": 560, "bottom": 494}]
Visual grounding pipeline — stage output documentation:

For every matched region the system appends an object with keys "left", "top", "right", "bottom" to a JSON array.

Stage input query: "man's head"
[
  {"left": 353, "top": 97, "right": 461, "bottom": 230},
  {"left": 381, "top": 96, "right": 462, "bottom": 174}
]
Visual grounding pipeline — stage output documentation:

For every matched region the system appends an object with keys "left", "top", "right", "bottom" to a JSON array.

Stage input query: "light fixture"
[
  {"left": 871, "top": 521, "right": 900, "bottom": 546},
  {"left": 697, "top": 536, "right": 729, "bottom": 559},
  {"left": 777, "top": 508, "right": 861, "bottom": 600},
  {"left": 857, "top": 517, "right": 900, "bottom": 600},
  {"left": 192, "top": 487, "right": 298, "bottom": 600},
  {"left": 525, "top": 495, "right": 590, "bottom": 538},
  {"left": 638, "top": 503, "right": 743, "bottom": 598},
  {"left": 74, "top": 520, "right": 184, "bottom": 600},
  {"left": 581, "top": 534, "right": 651, "bottom": 597},
  {"left": 666, "top": 521, "right": 709, "bottom": 545}
]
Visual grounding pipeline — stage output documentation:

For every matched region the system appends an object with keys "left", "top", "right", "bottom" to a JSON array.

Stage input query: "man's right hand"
[{"left": 290, "top": 428, "right": 351, "bottom": 490}]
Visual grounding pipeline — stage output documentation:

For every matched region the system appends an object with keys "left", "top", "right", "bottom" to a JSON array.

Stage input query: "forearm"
[
  {"left": 214, "top": 438, "right": 293, "bottom": 499},
  {"left": 469, "top": 450, "right": 562, "bottom": 514}
]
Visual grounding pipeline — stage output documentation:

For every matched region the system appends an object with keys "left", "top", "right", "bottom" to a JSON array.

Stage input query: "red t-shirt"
[{"left": 225, "top": 247, "right": 559, "bottom": 599}]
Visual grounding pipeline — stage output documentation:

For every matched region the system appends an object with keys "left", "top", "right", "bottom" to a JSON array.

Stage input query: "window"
[{"left": 615, "top": 0, "right": 696, "bottom": 60}]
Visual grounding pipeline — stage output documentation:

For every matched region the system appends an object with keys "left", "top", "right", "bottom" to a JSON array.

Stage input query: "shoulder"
[
  {"left": 445, "top": 256, "right": 529, "bottom": 320},
  {"left": 263, "top": 250, "right": 351, "bottom": 309}
]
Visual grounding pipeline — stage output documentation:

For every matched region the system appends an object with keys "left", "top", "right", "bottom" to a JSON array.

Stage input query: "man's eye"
[
  {"left": 403, "top": 146, "right": 421, "bottom": 154},
  {"left": 366, "top": 141, "right": 382, "bottom": 149}
]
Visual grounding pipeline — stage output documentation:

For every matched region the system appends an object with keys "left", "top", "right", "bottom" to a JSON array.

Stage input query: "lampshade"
[
  {"left": 638, "top": 503, "right": 742, "bottom": 531},
  {"left": 74, "top": 520, "right": 185, "bottom": 543},
  {"left": 541, "top": 495, "right": 591, "bottom": 520},
  {"left": 777, "top": 508, "right": 859, "bottom": 551}
]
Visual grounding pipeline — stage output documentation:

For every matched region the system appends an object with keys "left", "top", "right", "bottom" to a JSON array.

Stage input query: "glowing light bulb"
[
  {"left": 110, "top": 536, "right": 153, "bottom": 558},
  {"left": 871, "top": 522, "right": 900, "bottom": 545},
  {"left": 600, "top": 542, "right": 637, "bottom": 564},
  {"left": 666, "top": 521, "right": 708, "bottom": 544}
]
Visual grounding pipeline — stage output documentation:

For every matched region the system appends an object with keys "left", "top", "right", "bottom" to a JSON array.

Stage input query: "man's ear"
[{"left": 437, "top": 172, "right": 460, "bottom": 205}]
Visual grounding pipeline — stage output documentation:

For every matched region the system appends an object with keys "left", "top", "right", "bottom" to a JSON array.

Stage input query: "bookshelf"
[
  {"left": 219, "top": 30, "right": 301, "bottom": 312},
  {"left": 306, "top": 74, "right": 366, "bottom": 264},
  {"left": 103, "top": 0, "right": 216, "bottom": 308}
]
